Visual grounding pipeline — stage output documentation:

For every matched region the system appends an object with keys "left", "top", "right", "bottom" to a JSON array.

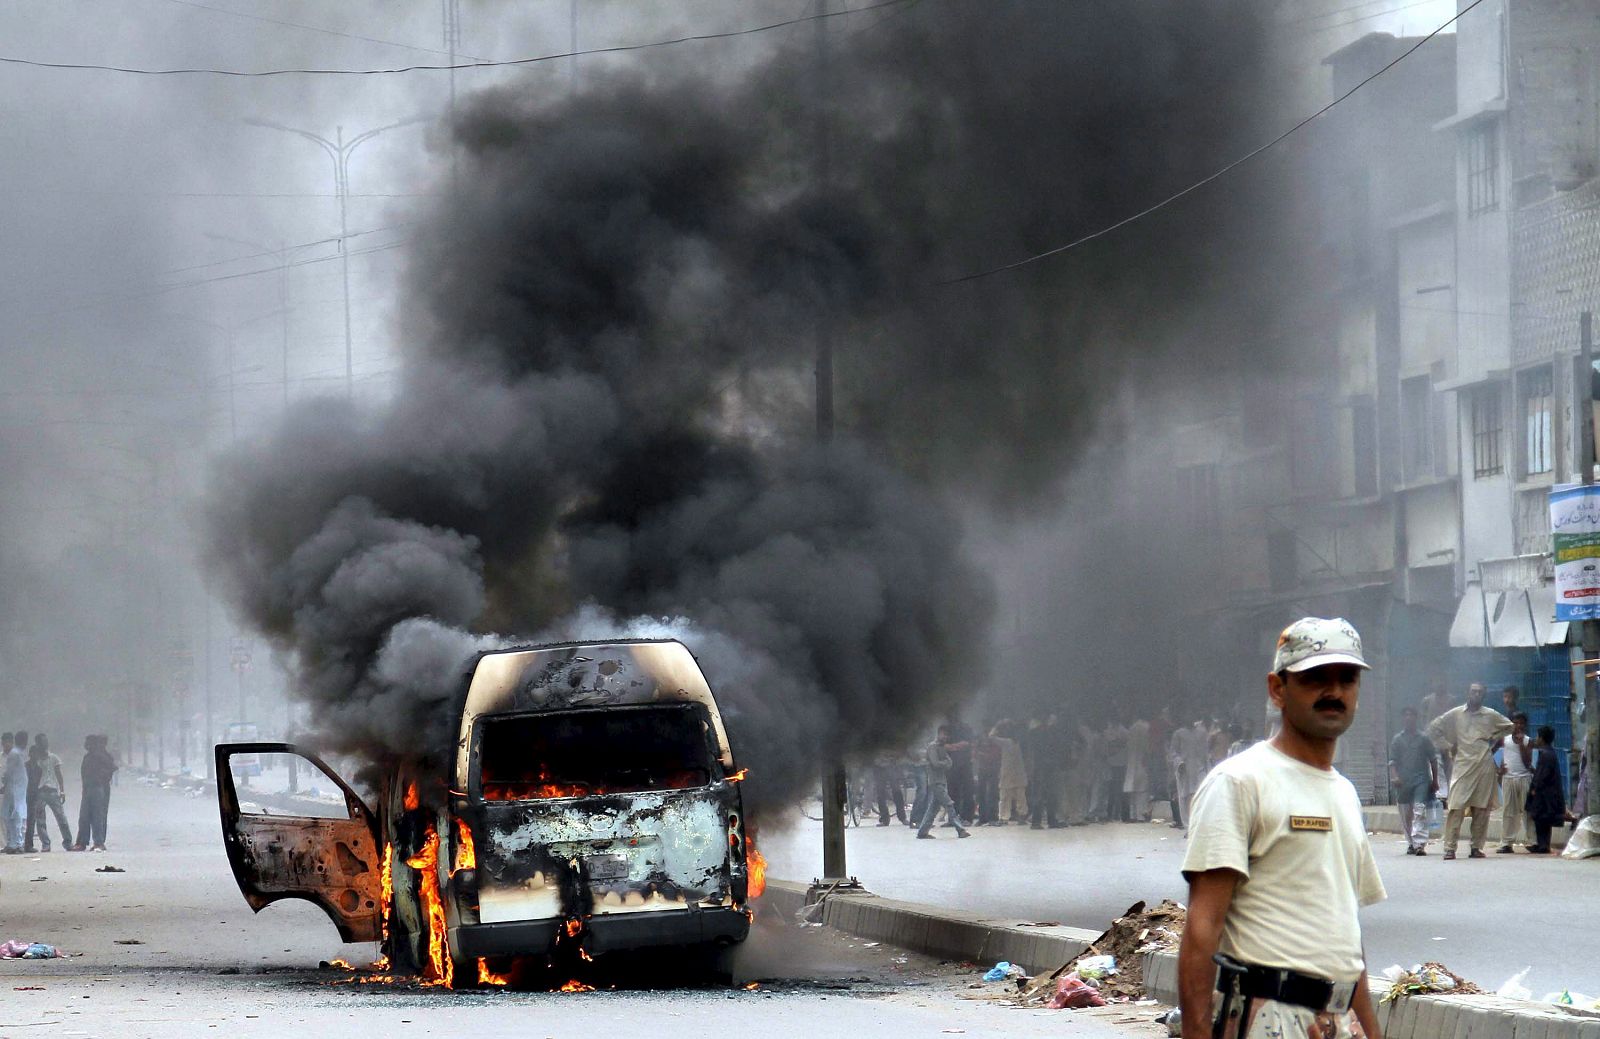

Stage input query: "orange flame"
[
  {"left": 476, "top": 959, "right": 511, "bottom": 987},
  {"left": 403, "top": 782, "right": 420, "bottom": 811},
  {"left": 379, "top": 840, "right": 394, "bottom": 953},
  {"left": 746, "top": 839, "right": 766, "bottom": 899},
  {"left": 405, "top": 826, "right": 454, "bottom": 989},
  {"left": 559, "top": 979, "right": 594, "bottom": 992},
  {"left": 454, "top": 819, "right": 476, "bottom": 872},
  {"left": 324, "top": 958, "right": 355, "bottom": 970},
  {"left": 727, "top": 768, "right": 748, "bottom": 783}
]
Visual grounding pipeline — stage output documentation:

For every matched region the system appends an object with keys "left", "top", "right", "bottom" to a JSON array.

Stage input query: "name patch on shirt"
[{"left": 1290, "top": 815, "right": 1333, "bottom": 832}]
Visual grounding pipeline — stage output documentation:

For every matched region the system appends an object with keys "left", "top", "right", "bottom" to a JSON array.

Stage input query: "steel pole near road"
[
  {"left": 813, "top": 0, "right": 850, "bottom": 885},
  {"left": 1583, "top": 310, "right": 1600, "bottom": 820}
]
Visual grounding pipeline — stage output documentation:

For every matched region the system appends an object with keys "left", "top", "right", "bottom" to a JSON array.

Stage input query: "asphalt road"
[
  {"left": 763, "top": 811, "right": 1599, "bottom": 1000},
  {"left": 0, "top": 777, "right": 1164, "bottom": 1039}
]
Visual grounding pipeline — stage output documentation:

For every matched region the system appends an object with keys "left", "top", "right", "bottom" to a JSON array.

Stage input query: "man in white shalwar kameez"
[{"left": 1427, "top": 683, "right": 1512, "bottom": 860}]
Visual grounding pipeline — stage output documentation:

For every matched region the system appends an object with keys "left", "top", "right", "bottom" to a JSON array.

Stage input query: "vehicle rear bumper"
[{"left": 452, "top": 906, "right": 750, "bottom": 959}]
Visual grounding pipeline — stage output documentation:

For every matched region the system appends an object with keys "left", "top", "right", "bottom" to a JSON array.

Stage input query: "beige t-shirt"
[{"left": 1182, "top": 741, "right": 1385, "bottom": 983}]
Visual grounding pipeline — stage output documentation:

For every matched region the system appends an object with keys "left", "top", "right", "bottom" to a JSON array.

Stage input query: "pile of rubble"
[{"left": 1016, "top": 899, "right": 1187, "bottom": 1006}]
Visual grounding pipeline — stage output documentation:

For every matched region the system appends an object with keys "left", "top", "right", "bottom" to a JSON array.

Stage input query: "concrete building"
[{"left": 1435, "top": 0, "right": 1600, "bottom": 774}]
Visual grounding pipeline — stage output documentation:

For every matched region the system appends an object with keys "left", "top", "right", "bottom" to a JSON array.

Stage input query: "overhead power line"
[
  {"left": 155, "top": 0, "right": 491, "bottom": 62},
  {"left": 942, "top": 0, "right": 1487, "bottom": 285},
  {"left": 0, "top": 0, "right": 914, "bottom": 77}
]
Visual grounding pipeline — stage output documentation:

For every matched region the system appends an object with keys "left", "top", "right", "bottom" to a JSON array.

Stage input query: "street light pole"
[
  {"left": 244, "top": 115, "right": 426, "bottom": 398},
  {"left": 812, "top": 0, "right": 851, "bottom": 888}
]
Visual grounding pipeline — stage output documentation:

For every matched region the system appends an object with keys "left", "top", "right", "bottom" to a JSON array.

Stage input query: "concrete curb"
[{"left": 766, "top": 877, "right": 1600, "bottom": 1037}]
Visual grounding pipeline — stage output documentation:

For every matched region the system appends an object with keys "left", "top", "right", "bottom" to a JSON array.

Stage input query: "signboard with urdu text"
[{"left": 1551, "top": 484, "right": 1600, "bottom": 620}]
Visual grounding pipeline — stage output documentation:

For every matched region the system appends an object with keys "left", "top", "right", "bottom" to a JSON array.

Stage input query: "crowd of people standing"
[
  {"left": 1, "top": 731, "right": 118, "bottom": 853},
  {"left": 1390, "top": 681, "right": 1573, "bottom": 859},
  {"left": 873, "top": 710, "right": 1261, "bottom": 836}
]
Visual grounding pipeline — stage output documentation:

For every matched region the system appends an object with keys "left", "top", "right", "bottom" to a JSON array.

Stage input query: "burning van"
[{"left": 215, "top": 639, "right": 757, "bottom": 984}]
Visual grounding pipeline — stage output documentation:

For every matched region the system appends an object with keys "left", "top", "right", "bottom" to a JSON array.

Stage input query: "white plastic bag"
[
  {"left": 1496, "top": 967, "right": 1532, "bottom": 1001},
  {"left": 1562, "top": 816, "right": 1600, "bottom": 860}
]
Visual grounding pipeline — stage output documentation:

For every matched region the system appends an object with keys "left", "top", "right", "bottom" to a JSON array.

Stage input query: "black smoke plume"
[{"left": 206, "top": 0, "right": 1287, "bottom": 810}]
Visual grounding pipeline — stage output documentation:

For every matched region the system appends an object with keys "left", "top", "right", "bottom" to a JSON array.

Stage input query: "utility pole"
[
  {"left": 570, "top": 0, "right": 580, "bottom": 93},
  {"left": 813, "top": 0, "right": 852, "bottom": 888},
  {"left": 1583, "top": 310, "right": 1600, "bottom": 821},
  {"left": 443, "top": 0, "right": 460, "bottom": 191},
  {"left": 243, "top": 116, "right": 425, "bottom": 399}
]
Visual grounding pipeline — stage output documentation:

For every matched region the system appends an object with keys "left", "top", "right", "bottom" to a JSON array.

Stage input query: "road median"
[{"left": 765, "top": 876, "right": 1600, "bottom": 1037}]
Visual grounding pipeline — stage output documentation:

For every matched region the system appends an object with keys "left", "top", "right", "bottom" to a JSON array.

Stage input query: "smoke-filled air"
[{"left": 204, "top": 0, "right": 1293, "bottom": 811}]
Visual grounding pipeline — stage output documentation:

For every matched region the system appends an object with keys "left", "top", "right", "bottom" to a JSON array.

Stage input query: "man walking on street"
[
  {"left": 2, "top": 731, "right": 29, "bottom": 854},
  {"left": 1389, "top": 706, "right": 1439, "bottom": 855},
  {"left": 1494, "top": 712, "right": 1533, "bottom": 853},
  {"left": 870, "top": 752, "right": 907, "bottom": 827},
  {"left": 916, "top": 725, "right": 971, "bottom": 839},
  {"left": 1428, "top": 683, "right": 1512, "bottom": 861},
  {"left": 1178, "top": 617, "right": 1385, "bottom": 1039}
]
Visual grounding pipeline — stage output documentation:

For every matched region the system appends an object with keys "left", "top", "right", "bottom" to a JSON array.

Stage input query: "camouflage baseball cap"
[{"left": 1272, "top": 617, "right": 1370, "bottom": 673}]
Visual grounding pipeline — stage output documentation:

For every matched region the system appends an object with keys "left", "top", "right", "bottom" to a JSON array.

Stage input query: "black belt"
[{"left": 1215, "top": 956, "right": 1356, "bottom": 1013}]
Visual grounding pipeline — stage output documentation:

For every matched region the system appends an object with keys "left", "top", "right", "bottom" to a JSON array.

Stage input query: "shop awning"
[{"left": 1448, "top": 584, "right": 1569, "bottom": 648}]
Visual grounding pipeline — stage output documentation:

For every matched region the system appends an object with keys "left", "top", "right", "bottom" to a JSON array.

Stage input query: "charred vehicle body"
[{"left": 215, "top": 639, "right": 755, "bottom": 981}]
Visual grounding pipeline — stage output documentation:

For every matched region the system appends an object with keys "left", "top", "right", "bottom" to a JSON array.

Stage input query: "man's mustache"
[{"left": 1313, "top": 698, "right": 1347, "bottom": 713}]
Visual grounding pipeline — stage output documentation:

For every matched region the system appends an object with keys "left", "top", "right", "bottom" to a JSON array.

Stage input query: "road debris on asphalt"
[
  {"left": 1047, "top": 974, "right": 1106, "bottom": 1009},
  {"left": 94, "top": 865, "right": 126, "bottom": 874},
  {"left": 1021, "top": 899, "right": 1187, "bottom": 1005},
  {"left": 981, "top": 961, "right": 1027, "bottom": 982},
  {"left": 0, "top": 940, "right": 64, "bottom": 959}
]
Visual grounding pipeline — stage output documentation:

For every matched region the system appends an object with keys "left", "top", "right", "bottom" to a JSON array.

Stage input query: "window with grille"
[
  {"left": 1467, "top": 122, "right": 1499, "bottom": 216},
  {"left": 1471, "top": 385, "right": 1504, "bottom": 478},
  {"left": 1521, "top": 366, "right": 1553, "bottom": 476}
]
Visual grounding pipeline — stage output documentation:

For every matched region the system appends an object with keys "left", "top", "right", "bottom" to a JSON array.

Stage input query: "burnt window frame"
[
  {"left": 468, "top": 702, "right": 726, "bottom": 803},
  {"left": 1470, "top": 384, "right": 1505, "bottom": 479},
  {"left": 1466, "top": 120, "right": 1499, "bottom": 217}
]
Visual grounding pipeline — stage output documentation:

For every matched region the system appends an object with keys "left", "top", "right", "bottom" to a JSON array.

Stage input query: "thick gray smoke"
[{"left": 206, "top": 0, "right": 1290, "bottom": 809}]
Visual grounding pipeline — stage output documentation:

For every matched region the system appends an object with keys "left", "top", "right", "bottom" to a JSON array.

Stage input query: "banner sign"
[{"left": 1551, "top": 484, "right": 1600, "bottom": 619}]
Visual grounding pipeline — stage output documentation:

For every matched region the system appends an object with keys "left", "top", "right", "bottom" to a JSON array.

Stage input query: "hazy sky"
[{"left": 0, "top": 0, "right": 1471, "bottom": 756}]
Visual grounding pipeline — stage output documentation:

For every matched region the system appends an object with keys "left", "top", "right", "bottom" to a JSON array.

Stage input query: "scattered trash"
[
  {"left": 1496, "top": 967, "right": 1533, "bottom": 1001},
  {"left": 1155, "top": 1007, "right": 1182, "bottom": 1037},
  {"left": 95, "top": 866, "right": 126, "bottom": 874},
  {"left": 1541, "top": 990, "right": 1600, "bottom": 1008},
  {"left": 0, "top": 941, "right": 63, "bottom": 959},
  {"left": 1047, "top": 973, "right": 1107, "bottom": 1010},
  {"left": 1379, "top": 962, "right": 1481, "bottom": 1002},
  {"left": 1075, "top": 955, "right": 1117, "bottom": 980},
  {"left": 1016, "top": 921, "right": 1063, "bottom": 928},
  {"left": 28, "top": 877, "right": 46, "bottom": 883},
  {"left": 113, "top": 939, "right": 144, "bottom": 946},
  {"left": 13, "top": 986, "right": 44, "bottom": 991},
  {"left": 982, "top": 961, "right": 1028, "bottom": 982},
  {"left": 1019, "top": 899, "right": 1186, "bottom": 1005},
  {"left": 940, "top": 1030, "right": 966, "bottom": 1035},
  {"left": 1562, "top": 817, "right": 1600, "bottom": 859}
]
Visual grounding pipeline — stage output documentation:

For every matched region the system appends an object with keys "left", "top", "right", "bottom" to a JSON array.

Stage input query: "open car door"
[{"left": 215, "top": 742, "right": 383, "bottom": 943}]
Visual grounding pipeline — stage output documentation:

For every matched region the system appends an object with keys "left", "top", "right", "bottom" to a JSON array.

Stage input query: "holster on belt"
[{"left": 1212, "top": 953, "right": 1251, "bottom": 1039}]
